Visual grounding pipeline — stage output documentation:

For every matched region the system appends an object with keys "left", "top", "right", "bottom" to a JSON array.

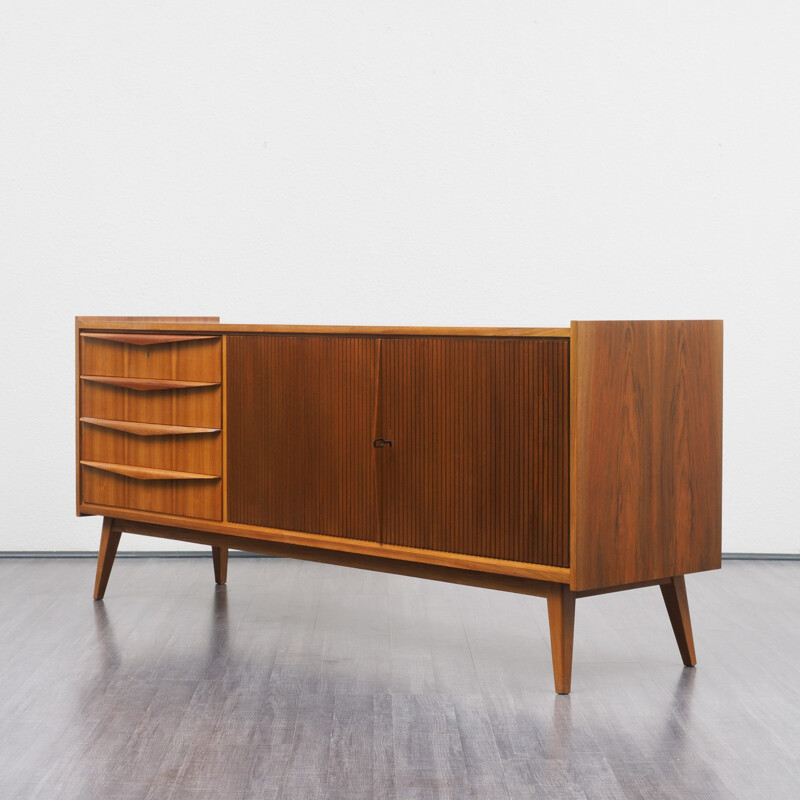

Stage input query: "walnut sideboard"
[{"left": 75, "top": 317, "right": 723, "bottom": 693}]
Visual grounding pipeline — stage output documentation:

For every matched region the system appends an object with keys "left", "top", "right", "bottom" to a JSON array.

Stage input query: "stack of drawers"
[{"left": 78, "top": 332, "right": 223, "bottom": 520}]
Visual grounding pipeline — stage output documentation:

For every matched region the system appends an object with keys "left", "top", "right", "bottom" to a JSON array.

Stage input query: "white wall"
[{"left": 1, "top": 2, "right": 798, "bottom": 553}]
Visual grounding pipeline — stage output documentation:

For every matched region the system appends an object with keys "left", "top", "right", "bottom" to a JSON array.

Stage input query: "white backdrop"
[{"left": 1, "top": 2, "right": 798, "bottom": 553}]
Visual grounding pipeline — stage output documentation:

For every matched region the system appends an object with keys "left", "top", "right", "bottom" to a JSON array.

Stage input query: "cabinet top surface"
[
  {"left": 76, "top": 318, "right": 722, "bottom": 338},
  {"left": 76, "top": 318, "right": 572, "bottom": 337}
]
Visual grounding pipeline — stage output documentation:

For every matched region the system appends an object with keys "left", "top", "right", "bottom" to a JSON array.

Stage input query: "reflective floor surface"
[{"left": 1, "top": 557, "right": 798, "bottom": 799}]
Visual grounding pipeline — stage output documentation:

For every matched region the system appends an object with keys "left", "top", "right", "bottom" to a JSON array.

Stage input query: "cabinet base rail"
[{"left": 93, "top": 516, "right": 697, "bottom": 695}]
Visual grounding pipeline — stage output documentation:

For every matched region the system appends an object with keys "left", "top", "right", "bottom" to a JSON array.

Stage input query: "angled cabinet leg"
[
  {"left": 547, "top": 584, "right": 576, "bottom": 694},
  {"left": 94, "top": 517, "right": 121, "bottom": 601},
  {"left": 212, "top": 546, "right": 228, "bottom": 585},
  {"left": 661, "top": 575, "right": 697, "bottom": 667}
]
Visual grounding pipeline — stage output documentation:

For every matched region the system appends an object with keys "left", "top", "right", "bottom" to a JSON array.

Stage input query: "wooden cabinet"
[{"left": 76, "top": 317, "right": 723, "bottom": 694}]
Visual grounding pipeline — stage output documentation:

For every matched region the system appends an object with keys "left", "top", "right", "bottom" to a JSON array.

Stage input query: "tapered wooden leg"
[
  {"left": 212, "top": 546, "right": 228, "bottom": 585},
  {"left": 93, "top": 517, "right": 121, "bottom": 601},
  {"left": 547, "top": 584, "right": 576, "bottom": 694},
  {"left": 660, "top": 575, "right": 696, "bottom": 666}
]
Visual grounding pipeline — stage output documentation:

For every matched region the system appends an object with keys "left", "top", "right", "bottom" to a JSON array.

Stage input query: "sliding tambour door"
[
  {"left": 226, "top": 335, "right": 381, "bottom": 542},
  {"left": 377, "top": 338, "right": 569, "bottom": 566}
]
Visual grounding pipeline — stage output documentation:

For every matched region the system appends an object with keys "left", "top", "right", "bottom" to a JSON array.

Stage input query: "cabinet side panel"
[
  {"left": 379, "top": 338, "right": 570, "bottom": 566},
  {"left": 571, "top": 320, "right": 723, "bottom": 591},
  {"left": 226, "top": 335, "right": 381, "bottom": 542}
]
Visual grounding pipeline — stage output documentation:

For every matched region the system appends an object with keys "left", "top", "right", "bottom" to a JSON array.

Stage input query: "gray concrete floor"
[{"left": 1, "top": 556, "right": 798, "bottom": 799}]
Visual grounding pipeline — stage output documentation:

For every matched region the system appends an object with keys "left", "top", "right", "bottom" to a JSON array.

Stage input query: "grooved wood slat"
[
  {"left": 378, "top": 338, "right": 569, "bottom": 566},
  {"left": 226, "top": 335, "right": 380, "bottom": 541}
]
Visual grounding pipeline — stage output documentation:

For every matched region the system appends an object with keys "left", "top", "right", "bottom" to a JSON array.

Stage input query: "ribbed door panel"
[
  {"left": 226, "top": 334, "right": 569, "bottom": 567},
  {"left": 377, "top": 338, "right": 569, "bottom": 567},
  {"left": 226, "top": 335, "right": 380, "bottom": 541}
]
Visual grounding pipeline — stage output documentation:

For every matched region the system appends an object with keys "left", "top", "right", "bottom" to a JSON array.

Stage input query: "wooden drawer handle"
[
  {"left": 81, "top": 460, "right": 220, "bottom": 481},
  {"left": 81, "top": 375, "right": 219, "bottom": 391},
  {"left": 80, "top": 417, "right": 220, "bottom": 436},
  {"left": 81, "top": 333, "right": 219, "bottom": 346}
]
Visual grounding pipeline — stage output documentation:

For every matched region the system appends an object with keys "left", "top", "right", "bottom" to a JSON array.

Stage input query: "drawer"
[
  {"left": 80, "top": 419, "right": 221, "bottom": 476},
  {"left": 80, "top": 463, "right": 221, "bottom": 520},
  {"left": 81, "top": 380, "right": 221, "bottom": 428},
  {"left": 81, "top": 333, "right": 221, "bottom": 382}
]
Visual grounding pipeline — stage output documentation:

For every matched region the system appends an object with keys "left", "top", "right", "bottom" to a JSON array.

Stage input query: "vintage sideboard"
[{"left": 75, "top": 316, "right": 723, "bottom": 693}]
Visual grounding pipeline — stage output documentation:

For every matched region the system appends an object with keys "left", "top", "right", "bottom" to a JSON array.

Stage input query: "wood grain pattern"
[
  {"left": 226, "top": 335, "right": 381, "bottom": 542},
  {"left": 81, "top": 461, "right": 219, "bottom": 480},
  {"left": 81, "top": 472, "right": 221, "bottom": 520},
  {"left": 81, "top": 425, "right": 220, "bottom": 480},
  {"left": 80, "top": 417, "right": 220, "bottom": 436},
  {"left": 81, "top": 451, "right": 222, "bottom": 518},
  {"left": 81, "top": 335, "right": 220, "bottom": 382},
  {"left": 378, "top": 337, "right": 569, "bottom": 566},
  {"left": 76, "top": 316, "right": 223, "bottom": 523},
  {"left": 80, "top": 376, "right": 219, "bottom": 391},
  {"left": 81, "top": 381, "right": 221, "bottom": 428},
  {"left": 571, "top": 320, "right": 723, "bottom": 591}
]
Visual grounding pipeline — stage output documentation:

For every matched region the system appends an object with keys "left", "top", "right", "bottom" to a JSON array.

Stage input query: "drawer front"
[
  {"left": 81, "top": 333, "right": 221, "bottom": 382},
  {"left": 81, "top": 465, "right": 221, "bottom": 520},
  {"left": 81, "top": 422, "right": 221, "bottom": 476},
  {"left": 81, "top": 381, "right": 221, "bottom": 428}
]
